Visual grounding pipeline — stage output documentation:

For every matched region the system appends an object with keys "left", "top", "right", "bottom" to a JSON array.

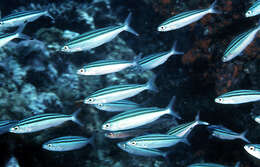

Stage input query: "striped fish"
[
  {"left": 222, "top": 24, "right": 260, "bottom": 62},
  {"left": 0, "top": 24, "right": 30, "bottom": 47},
  {"left": 126, "top": 133, "right": 189, "bottom": 149},
  {"left": 0, "top": 120, "right": 18, "bottom": 135},
  {"left": 42, "top": 136, "right": 92, "bottom": 151},
  {"left": 245, "top": 0, "right": 260, "bottom": 17},
  {"left": 84, "top": 76, "right": 158, "bottom": 104},
  {"left": 102, "top": 96, "right": 180, "bottom": 131},
  {"left": 0, "top": 10, "right": 54, "bottom": 29},
  {"left": 215, "top": 90, "right": 260, "bottom": 104},
  {"left": 117, "top": 141, "right": 167, "bottom": 158},
  {"left": 77, "top": 59, "right": 138, "bottom": 76},
  {"left": 9, "top": 110, "right": 82, "bottom": 133},
  {"left": 104, "top": 129, "right": 145, "bottom": 139},
  {"left": 167, "top": 113, "right": 209, "bottom": 137},
  {"left": 208, "top": 125, "right": 250, "bottom": 143},
  {"left": 187, "top": 163, "right": 226, "bottom": 167},
  {"left": 244, "top": 144, "right": 260, "bottom": 159},
  {"left": 138, "top": 41, "right": 183, "bottom": 70},
  {"left": 94, "top": 100, "right": 140, "bottom": 112},
  {"left": 61, "top": 13, "right": 138, "bottom": 52},
  {"left": 157, "top": 0, "right": 219, "bottom": 31}
]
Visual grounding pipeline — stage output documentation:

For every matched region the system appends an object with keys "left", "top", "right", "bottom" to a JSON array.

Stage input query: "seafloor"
[{"left": 0, "top": 0, "right": 259, "bottom": 167}]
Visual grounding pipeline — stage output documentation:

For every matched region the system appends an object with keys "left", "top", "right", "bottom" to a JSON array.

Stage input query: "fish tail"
[
  {"left": 16, "top": 24, "right": 31, "bottom": 40},
  {"left": 195, "top": 112, "right": 209, "bottom": 125},
  {"left": 181, "top": 137, "right": 191, "bottom": 145},
  {"left": 167, "top": 96, "right": 181, "bottom": 119},
  {"left": 71, "top": 109, "right": 84, "bottom": 127},
  {"left": 124, "top": 12, "right": 139, "bottom": 36},
  {"left": 45, "top": 11, "right": 55, "bottom": 23},
  {"left": 131, "top": 53, "right": 144, "bottom": 72},
  {"left": 146, "top": 75, "right": 158, "bottom": 93},
  {"left": 170, "top": 41, "right": 184, "bottom": 55},
  {"left": 239, "top": 130, "right": 250, "bottom": 143},
  {"left": 209, "top": 0, "right": 222, "bottom": 14}
]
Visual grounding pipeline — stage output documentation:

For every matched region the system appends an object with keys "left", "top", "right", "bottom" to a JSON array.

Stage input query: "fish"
[
  {"left": 0, "top": 24, "right": 30, "bottom": 47},
  {"left": 0, "top": 10, "right": 54, "bottom": 29},
  {"left": 9, "top": 110, "right": 82, "bottom": 133},
  {"left": 77, "top": 58, "right": 139, "bottom": 76},
  {"left": 117, "top": 141, "right": 167, "bottom": 158},
  {"left": 0, "top": 120, "right": 18, "bottom": 135},
  {"left": 252, "top": 115, "right": 260, "bottom": 124},
  {"left": 187, "top": 163, "right": 226, "bottom": 167},
  {"left": 208, "top": 125, "right": 250, "bottom": 143},
  {"left": 245, "top": 0, "right": 260, "bottom": 17},
  {"left": 102, "top": 96, "right": 180, "bottom": 131},
  {"left": 93, "top": 100, "right": 140, "bottom": 112},
  {"left": 244, "top": 144, "right": 260, "bottom": 159},
  {"left": 138, "top": 41, "right": 184, "bottom": 70},
  {"left": 84, "top": 76, "right": 158, "bottom": 104},
  {"left": 167, "top": 112, "right": 209, "bottom": 137},
  {"left": 42, "top": 136, "right": 92, "bottom": 151},
  {"left": 61, "top": 12, "right": 138, "bottom": 52},
  {"left": 222, "top": 23, "right": 260, "bottom": 62},
  {"left": 157, "top": 0, "right": 219, "bottom": 31},
  {"left": 215, "top": 90, "right": 260, "bottom": 104},
  {"left": 126, "top": 133, "right": 189, "bottom": 149}
]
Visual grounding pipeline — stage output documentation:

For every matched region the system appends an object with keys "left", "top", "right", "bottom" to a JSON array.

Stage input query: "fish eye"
[
  {"left": 160, "top": 26, "right": 165, "bottom": 30},
  {"left": 104, "top": 124, "right": 110, "bottom": 128},
  {"left": 109, "top": 133, "right": 113, "bottom": 136},
  {"left": 131, "top": 141, "right": 137, "bottom": 145},
  {"left": 218, "top": 98, "right": 223, "bottom": 102},
  {"left": 0, "top": 21, "right": 3, "bottom": 25},
  {"left": 249, "top": 146, "right": 255, "bottom": 151},
  {"left": 80, "top": 69, "right": 84, "bottom": 73},
  {"left": 13, "top": 126, "right": 19, "bottom": 131},
  {"left": 63, "top": 46, "right": 69, "bottom": 50},
  {"left": 48, "top": 144, "right": 52, "bottom": 147},
  {"left": 247, "top": 11, "right": 252, "bottom": 15},
  {"left": 88, "top": 98, "right": 94, "bottom": 102},
  {"left": 98, "top": 104, "right": 103, "bottom": 107}
]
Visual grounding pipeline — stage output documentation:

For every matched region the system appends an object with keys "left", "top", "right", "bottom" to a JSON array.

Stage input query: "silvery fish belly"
[
  {"left": 117, "top": 142, "right": 167, "bottom": 157},
  {"left": 253, "top": 115, "right": 260, "bottom": 124},
  {"left": 126, "top": 134, "right": 186, "bottom": 148},
  {"left": 215, "top": 90, "right": 260, "bottom": 104},
  {"left": 244, "top": 144, "right": 260, "bottom": 159},
  {"left": 187, "top": 163, "right": 226, "bottom": 167},
  {"left": 94, "top": 100, "right": 140, "bottom": 112},
  {"left": 140, "top": 52, "right": 172, "bottom": 70},
  {"left": 102, "top": 107, "right": 169, "bottom": 131},
  {"left": 42, "top": 136, "right": 90, "bottom": 152},
  {"left": 222, "top": 27, "right": 260, "bottom": 62},
  {"left": 245, "top": 1, "right": 260, "bottom": 17},
  {"left": 77, "top": 60, "right": 133, "bottom": 76}
]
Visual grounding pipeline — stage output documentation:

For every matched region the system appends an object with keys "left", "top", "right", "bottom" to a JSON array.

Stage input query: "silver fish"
[
  {"left": 167, "top": 112, "right": 209, "bottom": 137},
  {"left": 245, "top": 0, "right": 260, "bottom": 17},
  {"left": 0, "top": 10, "right": 54, "bottom": 29},
  {"left": 84, "top": 76, "right": 158, "bottom": 104},
  {"left": 94, "top": 100, "right": 140, "bottom": 112},
  {"left": 77, "top": 59, "right": 138, "bottom": 76},
  {"left": 126, "top": 133, "right": 189, "bottom": 148},
  {"left": 187, "top": 163, "right": 226, "bottom": 167},
  {"left": 0, "top": 24, "right": 30, "bottom": 47},
  {"left": 215, "top": 90, "right": 260, "bottom": 104},
  {"left": 9, "top": 110, "right": 82, "bottom": 133},
  {"left": 117, "top": 141, "right": 167, "bottom": 158},
  {"left": 104, "top": 129, "right": 145, "bottom": 139},
  {"left": 42, "top": 136, "right": 92, "bottom": 152},
  {"left": 138, "top": 41, "right": 183, "bottom": 70},
  {"left": 222, "top": 24, "right": 260, "bottom": 62},
  {"left": 244, "top": 144, "right": 260, "bottom": 159},
  {"left": 102, "top": 96, "right": 180, "bottom": 131},
  {"left": 157, "top": 0, "right": 219, "bottom": 31},
  {"left": 208, "top": 125, "right": 250, "bottom": 143},
  {"left": 61, "top": 13, "right": 138, "bottom": 52}
]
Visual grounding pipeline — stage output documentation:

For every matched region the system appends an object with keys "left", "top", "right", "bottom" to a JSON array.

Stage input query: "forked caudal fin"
[
  {"left": 208, "top": 0, "right": 222, "bottom": 14},
  {"left": 71, "top": 109, "right": 84, "bottom": 126},
  {"left": 146, "top": 75, "right": 158, "bottom": 93},
  {"left": 124, "top": 12, "right": 139, "bottom": 36},
  {"left": 170, "top": 41, "right": 184, "bottom": 55},
  {"left": 195, "top": 111, "right": 209, "bottom": 125},
  {"left": 166, "top": 96, "right": 181, "bottom": 119},
  {"left": 239, "top": 130, "right": 250, "bottom": 143}
]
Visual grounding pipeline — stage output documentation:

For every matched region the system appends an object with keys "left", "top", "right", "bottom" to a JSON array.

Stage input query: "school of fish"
[{"left": 0, "top": 0, "right": 260, "bottom": 166}]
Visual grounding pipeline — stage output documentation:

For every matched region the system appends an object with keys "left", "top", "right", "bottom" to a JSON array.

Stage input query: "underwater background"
[{"left": 0, "top": 0, "right": 260, "bottom": 166}]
